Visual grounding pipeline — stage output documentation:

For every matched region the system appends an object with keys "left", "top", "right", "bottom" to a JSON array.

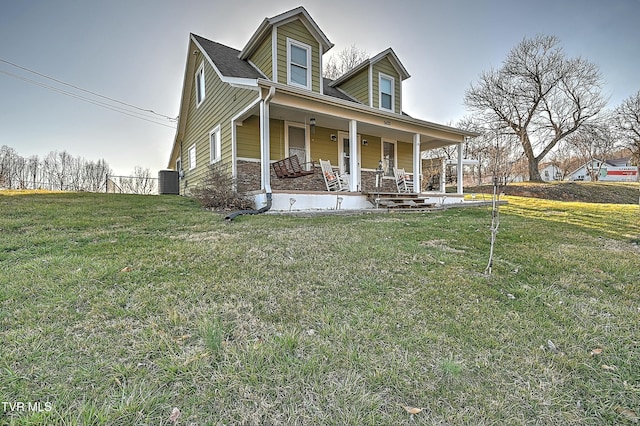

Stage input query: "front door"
[
  {"left": 338, "top": 131, "right": 359, "bottom": 175},
  {"left": 288, "top": 125, "right": 306, "bottom": 161}
]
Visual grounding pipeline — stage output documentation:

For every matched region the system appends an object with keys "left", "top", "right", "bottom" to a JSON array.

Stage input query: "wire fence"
[
  {"left": 0, "top": 175, "right": 159, "bottom": 195},
  {"left": 105, "top": 175, "right": 158, "bottom": 195}
]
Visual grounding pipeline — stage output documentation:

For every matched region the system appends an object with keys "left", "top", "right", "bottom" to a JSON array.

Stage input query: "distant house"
[
  {"left": 166, "top": 6, "right": 476, "bottom": 210},
  {"left": 567, "top": 158, "right": 638, "bottom": 182},
  {"left": 539, "top": 163, "right": 562, "bottom": 182}
]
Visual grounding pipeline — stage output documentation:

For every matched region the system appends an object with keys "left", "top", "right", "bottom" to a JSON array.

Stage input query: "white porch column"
[
  {"left": 413, "top": 133, "right": 421, "bottom": 193},
  {"left": 349, "top": 119, "right": 359, "bottom": 192},
  {"left": 259, "top": 99, "right": 271, "bottom": 193},
  {"left": 440, "top": 157, "right": 446, "bottom": 193},
  {"left": 456, "top": 141, "right": 464, "bottom": 195}
]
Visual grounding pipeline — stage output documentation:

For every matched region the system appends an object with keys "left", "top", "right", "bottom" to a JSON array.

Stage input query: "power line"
[
  {"left": 0, "top": 69, "right": 177, "bottom": 129},
  {"left": 0, "top": 57, "right": 178, "bottom": 125}
]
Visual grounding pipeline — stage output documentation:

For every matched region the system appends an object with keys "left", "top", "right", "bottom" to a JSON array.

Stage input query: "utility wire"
[
  {"left": 0, "top": 57, "right": 177, "bottom": 123},
  {"left": 0, "top": 69, "right": 176, "bottom": 129}
]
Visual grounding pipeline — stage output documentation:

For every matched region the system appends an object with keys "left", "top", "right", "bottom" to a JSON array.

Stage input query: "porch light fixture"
[
  {"left": 309, "top": 117, "right": 316, "bottom": 134},
  {"left": 362, "top": 139, "right": 368, "bottom": 146},
  {"left": 330, "top": 134, "right": 337, "bottom": 141}
]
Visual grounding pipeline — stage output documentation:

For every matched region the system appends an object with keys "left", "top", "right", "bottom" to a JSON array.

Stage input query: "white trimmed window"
[
  {"left": 379, "top": 73, "right": 394, "bottom": 112},
  {"left": 188, "top": 144, "right": 196, "bottom": 170},
  {"left": 195, "top": 62, "right": 206, "bottom": 107},
  {"left": 209, "top": 125, "right": 221, "bottom": 163},
  {"left": 287, "top": 38, "right": 311, "bottom": 90}
]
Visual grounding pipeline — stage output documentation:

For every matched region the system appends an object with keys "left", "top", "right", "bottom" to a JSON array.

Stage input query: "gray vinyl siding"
[
  {"left": 250, "top": 36, "right": 273, "bottom": 79},
  {"left": 360, "top": 135, "right": 382, "bottom": 169},
  {"left": 236, "top": 116, "right": 285, "bottom": 161},
  {"left": 276, "top": 20, "right": 321, "bottom": 93},
  {"left": 397, "top": 141, "right": 413, "bottom": 173},
  {"left": 180, "top": 55, "right": 258, "bottom": 190},
  {"left": 336, "top": 67, "right": 369, "bottom": 105}
]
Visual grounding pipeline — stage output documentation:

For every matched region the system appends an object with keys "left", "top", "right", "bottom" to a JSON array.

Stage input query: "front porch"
[{"left": 232, "top": 82, "right": 476, "bottom": 211}]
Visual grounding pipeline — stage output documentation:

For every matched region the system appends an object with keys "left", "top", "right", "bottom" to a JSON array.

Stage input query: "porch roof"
[{"left": 256, "top": 80, "right": 478, "bottom": 149}]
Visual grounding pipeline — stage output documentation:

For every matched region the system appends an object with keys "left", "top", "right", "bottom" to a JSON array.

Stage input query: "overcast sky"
[{"left": 1, "top": 0, "right": 638, "bottom": 175}]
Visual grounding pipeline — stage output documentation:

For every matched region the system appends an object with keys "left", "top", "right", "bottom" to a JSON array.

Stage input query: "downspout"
[{"left": 225, "top": 86, "right": 276, "bottom": 221}]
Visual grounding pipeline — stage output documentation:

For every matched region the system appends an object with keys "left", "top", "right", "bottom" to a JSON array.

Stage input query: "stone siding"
[{"left": 237, "top": 160, "right": 405, "bottom": 193}]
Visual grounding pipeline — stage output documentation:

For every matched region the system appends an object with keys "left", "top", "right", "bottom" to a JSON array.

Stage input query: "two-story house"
[{"left": 167, "top": 6, "right": 476, "bottom": 210}]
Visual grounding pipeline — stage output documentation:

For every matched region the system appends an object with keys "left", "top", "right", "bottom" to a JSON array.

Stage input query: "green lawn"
[{"left": 1, "top": 192, "right": 639, "bottom": 425}]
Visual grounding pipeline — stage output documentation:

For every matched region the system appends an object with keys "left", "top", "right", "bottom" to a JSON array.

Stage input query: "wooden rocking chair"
[
  {"left": 394, "top": 168, "right": 414, "bottom": 193},
  {"left": 272, "top": 155, "right": 314, "bottom": 178},
  {"left": 319, "top": 159, "right": 349, "bottom": 192}
]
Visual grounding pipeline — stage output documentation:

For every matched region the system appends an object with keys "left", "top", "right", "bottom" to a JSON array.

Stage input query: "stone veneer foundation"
[{"left": 236, "top": 160, "right": 405, "bottom": 193}]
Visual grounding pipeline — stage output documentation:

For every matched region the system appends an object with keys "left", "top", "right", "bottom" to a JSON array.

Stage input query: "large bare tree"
[
  {"left": 465, "top": 35, "right": 606, "bottom": 181},
  {"left": 613, "top": 90, "right": 640, "bottom": 164},
  {"left": 323, "top": 45, "right": 368, "bottom": 80}
]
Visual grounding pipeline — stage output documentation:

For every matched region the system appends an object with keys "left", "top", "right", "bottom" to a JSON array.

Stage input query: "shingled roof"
[
  {"left": 192, "top": 34, "right": 263, "bottom": 79},
  {"left": 192, "top": 33, "right": 362, "bottom": 104}
]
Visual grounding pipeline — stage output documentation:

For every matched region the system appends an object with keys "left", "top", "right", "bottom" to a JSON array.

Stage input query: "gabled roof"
[
  {"left": 192, "top": 34, "right": 263, "bottom": 80},
  {"left": 238, "top": 6, "right": 333, "bottom": 60},
  {"left": 329, "top": 48, "right": 411, "bottom": 88},
  {"left": 190, "top": 32, "right": 361, "bottom": 105}
]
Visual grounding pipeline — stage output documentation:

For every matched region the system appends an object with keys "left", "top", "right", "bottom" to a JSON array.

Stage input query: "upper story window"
[
  {"left": 287, "top": 38, "right": 311, "bottom": 90},
  {"left": 379, "top": 73, "right": 394, "bottom": 112},
  {"left": 195, "top": 62, "right": 206, "bottom": 107}
]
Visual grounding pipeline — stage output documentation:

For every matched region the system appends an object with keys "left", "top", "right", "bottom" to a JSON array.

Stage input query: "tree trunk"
[
  {"left": 528, "top": 157, "right": 543, "bottom": 182},
  {"left": 520, "top": 132, "right": 544, "bottom": 182}
]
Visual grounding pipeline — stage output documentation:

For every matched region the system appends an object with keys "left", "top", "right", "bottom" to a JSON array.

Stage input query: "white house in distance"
[{"left": 540, "top": 163, "right": 563, "bottom": 182}]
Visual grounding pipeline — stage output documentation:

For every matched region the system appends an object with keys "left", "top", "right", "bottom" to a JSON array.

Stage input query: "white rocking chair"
[
  {"left": 319, "top": 159, "right": 350, "bottom": 192},
  {"left": 394, "top": 168, "right": 414, "bottom": 193}
]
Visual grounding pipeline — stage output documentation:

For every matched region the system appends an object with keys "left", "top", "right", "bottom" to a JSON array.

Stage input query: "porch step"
[{"left": 364, "top": 192, "right": 438, "bottom": 210}]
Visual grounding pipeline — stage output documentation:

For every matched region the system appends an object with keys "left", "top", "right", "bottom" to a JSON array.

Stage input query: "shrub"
[{"left": 191, "top": 163, "right": 254, "bottom": 210}]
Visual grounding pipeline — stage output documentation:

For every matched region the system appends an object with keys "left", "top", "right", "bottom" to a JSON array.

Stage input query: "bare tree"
[
  {"left": 613, "top": 90, "right": 640, "bottom": 165},
  {"left": 44, "top": 151, "right": 73, "bottom": 190},
  {"left": 547, "top": 142, "right": 576, "bottom": 181},
  {"left": 323, "top": 45, "right": 368, "bottom": 80},
  {"left": 84, "top": 159, "right": 111, "bottom": 192},
  {"left": 130, "top": 166, "right": 156, "bottom": 195},
  {"left": 0, "top": 145, "right": 19, "bottom": 188},
  {"left": 27, "top": 155, "right": 40, "bottom": 189},
  {"left": 465, "top": 35, "right": 606, "bottom": 181}
]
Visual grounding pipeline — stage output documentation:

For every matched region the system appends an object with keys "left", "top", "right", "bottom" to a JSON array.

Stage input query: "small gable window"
[
  {"left": 287, "top": 39, "right": 311, "bottom": 90},
  {"left": 209, "top": 125, "right": 221, "bottom": 164},
  {"left": 379, "top": 74, "right": 394, "bottom": 112},
  {"left": 195, "top": 62, "right": 206, "bottom": 107}
]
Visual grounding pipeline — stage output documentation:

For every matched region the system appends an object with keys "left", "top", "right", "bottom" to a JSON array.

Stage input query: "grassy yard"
[{"left": 1, "top": 191, "right": 639, "bottom": 425}]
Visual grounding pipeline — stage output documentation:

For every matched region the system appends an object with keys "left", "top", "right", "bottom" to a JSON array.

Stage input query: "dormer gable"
[
  {"left": 238, "top": 6, "right": 333, "bottom": 93},
  {"left": 329, "top": 48, "right": 410, "bottom": 114}
]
